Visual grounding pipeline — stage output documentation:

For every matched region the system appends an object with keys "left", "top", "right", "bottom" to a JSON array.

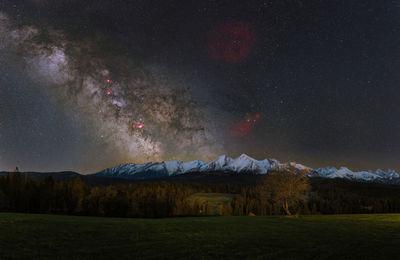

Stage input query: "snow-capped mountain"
[
  {"left": 93, "top": 154, "right": 400, "bottom": 184},
  {"left": 312, "top": 167, "right": 400, "bottom": 184},
  {"left": 93, "top": 154, "right": 310, "bottom": 180}
]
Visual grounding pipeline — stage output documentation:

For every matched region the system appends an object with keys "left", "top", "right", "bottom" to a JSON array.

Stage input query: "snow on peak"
[
  {"left": 312, "top": 166, "right": 400, "bottom": 183},
  {"left": 229, "top": 154, "right": 268, "bottom": 173},
  {"left": 181, "top": 160, "right": 206, "bottom": 173},
  {"left": 200, "top": 155, "right": 233, "bottom": 171},
  {"left": 163, "top": 160, "right": 181, "bottom": 175},
  {"left": 93, "top": 154, "right": 400, "bottom": 184}
]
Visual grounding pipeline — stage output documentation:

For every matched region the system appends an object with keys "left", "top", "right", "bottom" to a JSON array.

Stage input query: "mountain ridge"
[
  {"left": 3, "top": 154, "right": 399, "bottom": 185},
  {"left": 92, "top": 154, "right": 400, "bottom": 184}
]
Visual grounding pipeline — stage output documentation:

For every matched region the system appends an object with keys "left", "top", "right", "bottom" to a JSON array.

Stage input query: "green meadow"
[
  {"left": 188, "top": 192, "right": 237, "bottom": 214},
  {"left": 1, "top": 213, "right": 400, "bottom": 259}
]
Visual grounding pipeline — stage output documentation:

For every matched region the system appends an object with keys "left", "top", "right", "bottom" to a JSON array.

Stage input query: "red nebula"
[
  {"left": 230, "top": 113, "right": 262, "bottom": 137},
  {"left": 105, "top": 79, "right": 112, "bottom": 83},
  {"left": 208, "top": 22, "right": 256, "bottom": 63},
  {"left": 134, "top": 123, "right": 144, "bottom": 129},
  {"left": 106, "top": 90, "right": 112, "bottom": 95}
]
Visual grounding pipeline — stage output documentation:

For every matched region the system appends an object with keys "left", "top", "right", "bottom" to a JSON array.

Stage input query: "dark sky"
[{"left": 1, "top": 0, "right": 399, "bottom": 173}]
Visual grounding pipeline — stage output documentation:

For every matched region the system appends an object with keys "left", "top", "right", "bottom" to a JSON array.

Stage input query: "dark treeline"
[
  {"left": 0, "top": 171, "right": 240, "bottom": 217},
  {"left": 309, "top": 178, "right": 400, "bottom": 214},
  {"left": 1, "top": 170, "right": 400, "bottom": 218}
]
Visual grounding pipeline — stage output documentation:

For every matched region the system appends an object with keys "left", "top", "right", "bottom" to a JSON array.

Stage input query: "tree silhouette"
[{"left": 258, "top": 171, "right": 311, "bottom": 216}]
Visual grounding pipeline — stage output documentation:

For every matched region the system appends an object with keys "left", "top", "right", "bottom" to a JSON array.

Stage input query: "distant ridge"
[
  {"left": 3, "top": 154, "right": 399, "bottom": 185},
  {"left": 92, "top": 154, "right": 400, "bottom": 184}
]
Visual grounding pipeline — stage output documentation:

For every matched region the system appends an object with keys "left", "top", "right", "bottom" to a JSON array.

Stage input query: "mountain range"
[{"left": 93, "top": 154, "right": 400, "bottom": 184}]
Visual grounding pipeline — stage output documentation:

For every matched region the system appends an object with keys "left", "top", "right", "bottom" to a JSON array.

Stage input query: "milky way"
[
  {"left": 0, "top": 11, "right": 222, "bottom": 164},
  {"left": 2, "top": 1, "right": 400, "bottom": 173}
]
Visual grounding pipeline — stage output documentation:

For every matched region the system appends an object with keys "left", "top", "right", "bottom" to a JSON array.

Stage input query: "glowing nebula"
[
  {"left": 208, "top": 22, "right": 256, "bottom": 63},
  {"left": 134, "top": 123, "right": 144, "bottom": 129},
  {"left": 230, "top": 113, "right": 261, "bottom": 137}
]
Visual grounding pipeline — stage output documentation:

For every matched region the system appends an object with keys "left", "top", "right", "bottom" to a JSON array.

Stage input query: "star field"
[{"left": 0, "top": 0, "right": 400, "bottom": 173}]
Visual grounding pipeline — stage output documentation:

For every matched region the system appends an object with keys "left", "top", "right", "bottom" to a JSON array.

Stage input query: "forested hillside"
[{"left": 1, "top": 170, "right": 400, "bottom": 218}]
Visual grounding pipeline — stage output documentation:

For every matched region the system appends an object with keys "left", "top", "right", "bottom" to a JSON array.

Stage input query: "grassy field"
[
  {"left": 188, "top": 193, "right": 236, "bottom": 214},
  {"left": 1, "top": 213, "right": 400, "bottom": 259}
]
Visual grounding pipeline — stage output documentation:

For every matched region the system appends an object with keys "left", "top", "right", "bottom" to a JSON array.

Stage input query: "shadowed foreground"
[{"left": 1, "top": 213, "right": 399, "bottom": 259}]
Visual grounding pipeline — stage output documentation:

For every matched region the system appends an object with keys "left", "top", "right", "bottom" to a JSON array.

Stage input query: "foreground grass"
[{"left": 1, "top": 213, "right": 400, "bottom": 259}]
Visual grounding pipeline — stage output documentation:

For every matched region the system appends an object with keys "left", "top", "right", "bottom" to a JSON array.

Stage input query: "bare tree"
[{"left": 259, "top": 170, "right": 311, "bottom": 216}]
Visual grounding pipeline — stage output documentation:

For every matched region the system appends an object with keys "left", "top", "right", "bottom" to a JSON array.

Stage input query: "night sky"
[{"left": 1, "top": 0, "right": 399, "bottom": 173}]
